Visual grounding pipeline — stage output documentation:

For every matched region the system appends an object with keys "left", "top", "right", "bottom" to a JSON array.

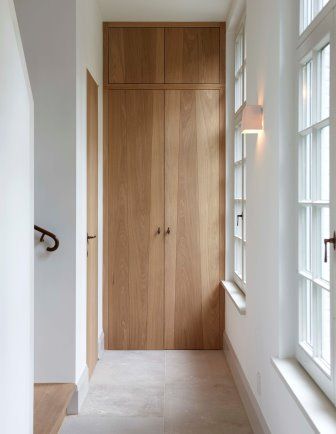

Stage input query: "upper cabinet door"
[
  {"left": 108, "top": 28, "right": 164, "bottom": 83},
  {"left": 165, "top": 28, "right": 220, "bottom": 84}
]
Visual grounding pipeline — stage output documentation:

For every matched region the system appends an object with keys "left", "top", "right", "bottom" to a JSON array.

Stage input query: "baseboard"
[
  {"left": 98, "top": 331, "right": 105, "bottom": 359},
  {"left": 66, "top": 366, "right": 89, "bottom": 415},
  {"left": 223, "top": 333, "right": 271, "bottom": 434}
]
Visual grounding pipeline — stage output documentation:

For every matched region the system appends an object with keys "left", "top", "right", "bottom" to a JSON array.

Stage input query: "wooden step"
[{"left": 34, "top": 383, "right": 75, "bottom": 434}]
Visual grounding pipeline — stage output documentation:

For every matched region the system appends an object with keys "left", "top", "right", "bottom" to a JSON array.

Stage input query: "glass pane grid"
[
  {"left": 319, "top": 44, "right": 330, "bottom": 121},
  {"left": 301, "top": 60, "right": 312, "bottom": 130},
  {"left": 298, "top": 42, "right": 331, "bottom": 371},
  {"left": 233, "top": 125, "right": 246, "bottom": 287},
  {"left": 300, "top": 0, "right": 330, "bottom": 33},
  {"left": 234, "top": 24, "right": 246, "bottom": 112}
]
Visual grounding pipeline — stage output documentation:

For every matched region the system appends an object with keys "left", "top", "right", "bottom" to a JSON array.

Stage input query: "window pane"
[
  {"left": 243, "top": 243, "right": 246, "bottom": 284},
  {"left": 243, "top": 65, "right": 246, "bottom": 103},
  {"left": 234, "top": 238, "right": 242, "bottom": 278},
  {"left": 299, "top": 134, "right": 312, "bottom": 201},
  {"left": 235, "top": 33, "right": 243, "bottom": 73},
  {"left": 299, "top": 206, "right": 312, "bottom": 273},
  {"left": 319, "top": 207, "right": 330, "bottom": 282},
  {"left": 243, "top": 162, "right": 246, "bottom": 200},
  {"left": 243, "top": 202, "right": 246, "bottom": 241},
  {"left": 234, "top": 163, "right": 242, "bottom": 199},
  {"left": 300, "top": 0, "right": 329, "bottom": 32},
  {"left": 302, "top": 61, "right": 312, "bottom": 128},
  {"left": 301, "top": 278, "right": 313, "bottom": 347},
  {"left": 318, "top": 126, "right": 329, "bottom": 201},
  {"left": 234, "top": 128, "right": 242, "bottom": 162},
  {"left": 321, "top": 288, "right": 330, "bottom": 364},
  {"left": 235, "top": 74, "right": 243, "bottom": 112},
  {"left": 301, "top": 0, "right": 313, "bottom": 32},
  {"left": 234, "top": 201, "right": 243, "bottom": 238},
  {"left": 320, "top": 44, "right": 330, "bottom": 120}
]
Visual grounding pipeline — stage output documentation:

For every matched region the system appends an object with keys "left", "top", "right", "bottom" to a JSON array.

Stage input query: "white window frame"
[
  {"left": 297, "top": 0, "right": 336, "bottom": 403},
  {"left": 234, "top": 19, "right": 246, "bottom": 113},
  {"left": 233, "top": 117, "right": 246, "bottom": 291},
  {"left": 300, "top": 0, "right": 331, "bottom": 34},
  {"left": 233, "top": 17, "right": 247, "bottom": 292}
]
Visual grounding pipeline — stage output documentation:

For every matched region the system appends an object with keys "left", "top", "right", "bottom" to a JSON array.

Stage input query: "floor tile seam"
[{"left": 163, "top": 350, "right": 167, "bottom": 434}]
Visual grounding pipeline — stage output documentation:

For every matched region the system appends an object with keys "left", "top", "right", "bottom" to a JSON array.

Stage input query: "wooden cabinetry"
[
  {"left": 165, "top": 28, "right": 220, "bottom": 83},
  {"left": 108, "top": 28, "right": 164, "bottom": 83},
  {"left": 103, "top": 23, "right": 225, "bottom": 350}
]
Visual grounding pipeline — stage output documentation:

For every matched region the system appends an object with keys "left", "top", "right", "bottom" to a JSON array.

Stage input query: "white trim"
[
  {"left": 224, "top": 334, "right": 271, "bottom": 434},
  {"left": 221, "top": 280, "right": 246, "bottom": 315},
  {"left": 98, "top": 331, "right": 105, "bottom": 360},
  {"left": 226, "top": 0, "right": 246, "bottom": 33},
  {"left": 296, "top": 1, "right": 335, "bottom": 404},
  {"left": 272, "top": 357, "right": 336, "bottom": 434},
  {"left": 67, "top": 366, "right": 89, "bottom": 415},
  {"left": 299, "top": 0, "right": 336, "bottom": 44}
]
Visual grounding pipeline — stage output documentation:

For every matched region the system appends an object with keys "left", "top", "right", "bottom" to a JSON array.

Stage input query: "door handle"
[
  {"left": 157, "top": 227, "right": 161, "bottom": 235},
  {"left": 87, "top": 234, "right": 97, "bottom": 242},
  {"left": 166, "top": 227, "right": 171, "bottom": 235},
  {"left": 324, "top": 231, "right": 336, "bottom": 263}
]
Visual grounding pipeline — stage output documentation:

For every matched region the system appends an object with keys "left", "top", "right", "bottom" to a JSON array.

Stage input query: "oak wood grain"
[
  {"left": 108, "top": 90, "right": 164, "bottom": 349},
  {"left": 165, "top": 28, "right": 220, "bottom": 84},
  {"left": 105, "top": 83, "right": 225, "bottom": 90},
  {"left": 34, "top": 383, "right": 74, "bottom": 434},
  {"left": 108, "top": 28, "right": 164, "bottom": 83},
  {"left": 104, "top": 23, "right": 226, "bottom": 351},
  {"left": 165, "top": 90, "right": 220, "bottom": 349}
]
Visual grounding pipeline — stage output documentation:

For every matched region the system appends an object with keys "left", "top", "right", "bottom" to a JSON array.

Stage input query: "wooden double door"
[{"left": 104, "top": 24, "right": 225, "bottom": 350}]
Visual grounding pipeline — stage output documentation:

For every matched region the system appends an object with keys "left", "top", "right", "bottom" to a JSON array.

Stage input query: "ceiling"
[{"left": 97, "top": 0, "right": 232, "bottom": 22}]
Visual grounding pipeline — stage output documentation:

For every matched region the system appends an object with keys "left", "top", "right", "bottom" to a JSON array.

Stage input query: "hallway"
[{"left": 60, "top": 351, "right": 252, "bottom": 434}]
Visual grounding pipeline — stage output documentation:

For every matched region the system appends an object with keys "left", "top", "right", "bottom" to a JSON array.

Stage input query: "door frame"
[{"left": 102, "top": 22, "right": 226, "bottom": 348}]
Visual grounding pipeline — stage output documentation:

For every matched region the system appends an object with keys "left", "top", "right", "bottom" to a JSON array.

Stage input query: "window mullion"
[{"left": 298, "top": 0, "right": 333, "bottom": 401}]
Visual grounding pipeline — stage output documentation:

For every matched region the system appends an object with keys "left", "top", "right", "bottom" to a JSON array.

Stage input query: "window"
[
  {"left": 233, "top": 19, "right": 247, "bottom": 291},
  {"left": 300, "top": 0, "right": 330, "bottom": 33},
  {"left": 235, "top": 22, "right": 246, "bottom": 113},
  {"left": 234, "top": 127, "right": 246, "bottom": 288},
  {"left": 297, "top": 0, "right": 335, "bottom": 403}
]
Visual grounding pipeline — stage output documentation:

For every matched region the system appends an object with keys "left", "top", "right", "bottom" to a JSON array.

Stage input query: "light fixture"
[{"left": 241, "top": 105, "right": 263, "bottom": 134}]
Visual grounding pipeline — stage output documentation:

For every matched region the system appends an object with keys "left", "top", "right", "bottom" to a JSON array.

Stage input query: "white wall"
[
  {"left": 14, "top": 0, "right": 103, "bottom": 398},
  {"left": 225, "top": 0, "right": 314, "bottom": 432},
  {"left": 14, "top": 0, "right": 78, "bottom": 383},
  {"left": 76, "top": 0, "right": 103, "bottom": 383},
  {"left": 0, "top": 0, "right": 34, "bottom": 432}
]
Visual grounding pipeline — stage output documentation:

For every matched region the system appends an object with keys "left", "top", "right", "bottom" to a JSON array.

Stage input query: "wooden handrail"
[{"left": 34, "top": 225, "right": 59, "bottom": 252}]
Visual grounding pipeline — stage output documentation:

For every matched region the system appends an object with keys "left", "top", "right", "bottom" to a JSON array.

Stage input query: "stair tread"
[{"left": 34, "top": 383, "right": 75, "bottom": 434}]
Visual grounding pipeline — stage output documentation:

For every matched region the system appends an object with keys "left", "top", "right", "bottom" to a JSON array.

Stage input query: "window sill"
[
  {"left": 272, "top": 357, "right": 336, "bottom": 433},
  {"left": 220, "top": 280, "right": 246, "bottom": 315}
]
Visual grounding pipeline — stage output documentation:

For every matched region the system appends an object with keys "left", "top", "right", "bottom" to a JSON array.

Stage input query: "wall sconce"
[{"left": 241, "top": 105, "right": 263, "bottom": 134}]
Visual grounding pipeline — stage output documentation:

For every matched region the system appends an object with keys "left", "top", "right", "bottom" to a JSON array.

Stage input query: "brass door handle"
[
  {"left": 324, "top": 231, "right": 336, "bottom": 263},
  {"left": 166, "top": 227, "right": 171, "bottom": 235}
]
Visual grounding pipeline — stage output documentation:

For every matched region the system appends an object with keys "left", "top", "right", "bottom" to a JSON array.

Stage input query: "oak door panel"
[
  {"left": 165, "top": 28, "right": 220, "bottom": 84},
  {"left": 165, "top": 90, "right": 220, "bottom": 349},
  {"left": 87, "top": 71, "right": 98, "bottom": 376},
  {"left": 108, "top": 28, "right": 164, "bottom": 83},
  {"left": 108, "top": 90, "right": 165, "bottom": 349}
]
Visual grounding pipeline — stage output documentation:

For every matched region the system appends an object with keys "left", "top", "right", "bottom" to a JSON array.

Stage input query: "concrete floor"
[{"left": 60, "top": 350, "right": 253, "bottom": 434}]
